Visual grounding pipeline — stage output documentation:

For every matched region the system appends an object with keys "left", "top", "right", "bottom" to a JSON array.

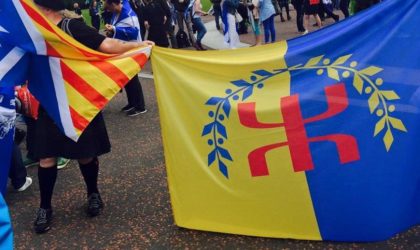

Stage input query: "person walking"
[
  {"left": 211, "top": 0, "right": 222, "bottom": 30},
  {"left": 278, "top": 0, "right": 291, "bottom": 22},
  {"left": 172, "top": 0, "right": 196, "bottom": 46},
  {"left": 222, "top": 0, "right": 240, "bottom": 49},
  {"left": 143, "top": 0, "right": 171, "bottom": 47},
  {"left": 259, "top": 0, "right": 276, "bottom": 43},
  {"left": 105, "top": 0, "right": 148, "bottom": 116},
  {"left": 192, "top": 0, "right": 208, "bottom": 50},
  {"left": 31, "top": 0, "right": 154, "bottom": 234},
  {"left": 89, "top": 0, "right": 101, "bottom": 30},
  {"left": 249, "top": 0, "right": 263, "bottom": 45},
  {"left": 291, "top": 0, "right": 305, "bottom": 33},
  {"left": 303, "top": 0, "right": 322, "bottom": 34}
]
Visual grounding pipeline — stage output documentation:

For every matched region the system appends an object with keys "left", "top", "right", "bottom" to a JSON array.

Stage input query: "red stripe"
[
  {"left": 46, "top": 43, "right": 62, "bottom": 57},
  {"left": 132, "top": 53, "right": 149, "bottom": 68},
  {"left": 89, "top": 61, "right": 130, "bottom": 88},
  {"left": 69, "top": 107, "right": 90, "bottom": 132},
  {"left": 60, "top": 62, "right": 108, "bottom": 110}
]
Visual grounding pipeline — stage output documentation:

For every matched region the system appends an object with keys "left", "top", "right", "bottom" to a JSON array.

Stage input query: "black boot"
[{"left": 34, "top": 208, "right": 53, "bottom": 234}]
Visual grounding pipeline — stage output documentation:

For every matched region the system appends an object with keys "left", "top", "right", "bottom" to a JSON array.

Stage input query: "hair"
[{"left": 62, "top": 9, "right": 82, "bottom": 19}]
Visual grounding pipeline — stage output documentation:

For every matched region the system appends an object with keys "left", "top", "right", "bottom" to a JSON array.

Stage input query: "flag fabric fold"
[{"left": 151, "top": 0, "right": 420, "bottom": 241}]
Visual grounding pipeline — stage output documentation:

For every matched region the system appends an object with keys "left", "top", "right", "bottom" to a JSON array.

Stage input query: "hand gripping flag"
[
  {"left": 0, "top": 0, "right": 150, "bottom": 247},
  {"left": 151, "top": 0, "right": 420, "bottom": 242}
]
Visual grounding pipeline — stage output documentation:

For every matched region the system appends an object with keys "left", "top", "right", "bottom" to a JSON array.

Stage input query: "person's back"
[{"left": 31, "top": 0, "right": 154, "bottom": 234}]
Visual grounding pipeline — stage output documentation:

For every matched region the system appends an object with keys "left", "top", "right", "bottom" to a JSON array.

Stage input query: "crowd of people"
[
  {"left": 66, "top": 0, "right": 381, "bottom": 49},
  {"left": 8, "top": 0, "right": 382, "bottom": 235}
]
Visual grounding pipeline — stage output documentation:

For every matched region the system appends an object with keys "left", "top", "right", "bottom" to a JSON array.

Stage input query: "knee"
[
  {"left": 39, "top": 158, "right": 57, "bottom": 168},
  {"left": 78, "top": 158, "right": 94, "bottom": 165}
]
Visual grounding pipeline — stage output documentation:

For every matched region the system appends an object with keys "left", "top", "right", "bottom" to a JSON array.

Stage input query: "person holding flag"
[
  {"left": 105, "top": 0, "right": 148, "bottom": 117},
  {"left": 30, "top": 0, "right": 154, "bottom": 234}
]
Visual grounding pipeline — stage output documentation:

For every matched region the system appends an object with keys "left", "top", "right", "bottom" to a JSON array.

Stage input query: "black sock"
[
  {"left": 38, "top": 166, "right": 58, "bottom": 209},
  {"left": 79, "top": 158, "right": 99, "bottom": 196}
]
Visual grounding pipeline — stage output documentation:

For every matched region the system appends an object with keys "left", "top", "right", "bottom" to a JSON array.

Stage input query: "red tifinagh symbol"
[{"left": 238, "top": 83, "right": 360, "bottom": 176}]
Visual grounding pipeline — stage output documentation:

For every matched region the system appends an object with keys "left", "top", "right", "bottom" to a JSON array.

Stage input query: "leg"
[
  {"left": 9, "top": 144, "right": 29, "bottom": 190},
  {"left": 279, "top": 3, "right": 285, "bottom": 21},
  {"left": 303, "top": 14, "right": 310, "bottom": 32},
  {"left": 176, "top": 11, "right": 185, "bottom": 32},
  {"left": 214, "top": 5, "right": 221, "bottom": 30},
  {"left": 262, "top": 18, "right": 270, "bottom": 43},
  {"left": 340, "top": 0, "right": 350, "bottom": 17},
  {"left": 124, "top": 76, "right": 146, "bottom": 113},
  {"left": 285, "top": 3, "right": 291, "bottom": 19},
  {"left": 227, "top": 14, "right": 240, "bottom": 49},
  {"left": 34, "top": 157, "right": 57, "bottom": 233},
  {"left": 78, "top": 157, "right": 103, "bottom": 217},
  {"left": 293, "top": 3, "right": 305, "bottom": 32},
  {"left": 184, "top": 15, "right": 197, "bottom": 46},
  {"left": 314, "top": 14, "right": 322, "bottom": 27},
  {"left": 269, "top": 15, "right": 276, "bottom": 43},
  {"left": 324, "top": 3, "right": 339, "bottom": 21},
  {"left": 194, "top": 18, "right": 207, "bottom": 48}
]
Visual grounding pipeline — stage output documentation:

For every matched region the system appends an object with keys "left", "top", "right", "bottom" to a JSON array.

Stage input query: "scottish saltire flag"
[
  {"left": 0, "top": 0, "right": 151, "bottom": 141},
  {"left": 111, "top": 0, "right": 142, "bottom": 42},
  {"left": 151, "top": 0, "right": 420, "bottom": 241}
]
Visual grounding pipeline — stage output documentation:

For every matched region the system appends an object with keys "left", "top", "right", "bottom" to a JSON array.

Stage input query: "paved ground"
[{"left": 6, "top": 7, "right": 419, "bottom": 250}]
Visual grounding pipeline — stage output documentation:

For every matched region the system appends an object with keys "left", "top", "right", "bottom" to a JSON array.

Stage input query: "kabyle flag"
[{"left": 151, "top": 0, "right": 420, "bottom": 242}]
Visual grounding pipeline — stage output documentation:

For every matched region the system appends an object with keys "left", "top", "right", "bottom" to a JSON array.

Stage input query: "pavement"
[{"left": 6, "top": 7, "right": 419, "bottom": 249}]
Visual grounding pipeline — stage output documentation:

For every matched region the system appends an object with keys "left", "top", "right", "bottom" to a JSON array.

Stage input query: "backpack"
[{"left": 176, "top": 30, "right": 191, "bottom": 48}]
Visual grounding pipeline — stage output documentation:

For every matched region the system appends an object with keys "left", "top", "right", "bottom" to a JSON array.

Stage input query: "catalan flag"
[
  {"left": 0, "top": 0, "right": 150, "bottom": 247},
  {"left": 151, "top": 0, "right": 420, "bottom": 241}
]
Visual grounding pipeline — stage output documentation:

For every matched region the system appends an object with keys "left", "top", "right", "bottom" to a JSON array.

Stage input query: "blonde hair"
[{"left": 60, "top": 9, "right": 83, "bottom": 19}]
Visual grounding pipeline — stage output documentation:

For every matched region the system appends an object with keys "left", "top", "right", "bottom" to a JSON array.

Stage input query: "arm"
[
  {"left": 98, "top": 38, "right": 154, "bottom": 54},
  {"left": 194, "top": 0, "right": 208, "bottom": 15}
]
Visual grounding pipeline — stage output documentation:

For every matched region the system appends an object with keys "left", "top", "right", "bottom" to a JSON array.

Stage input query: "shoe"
[
  {"left": 334, "top": 15, "right": 340, "bottom": 22},
  {"left": 193, "top": 44, "right": 202, "bottom": 50},
  {"left": 312, "top": 23, "right": 319, "bottom": 27},
  {"left": 121, "top": 104, "right": 134, "bottom": 113},
  {"left": 287, "top": 16, "right": 291, "bottom": 21},
  {"left": 17, "top": 177, "right": 32, "bottom": 192},
  {"left": 87, "top": 193, "right": 104, "bottom": 217},
  {"left": 34, "top": 208, "right": 53, "bottom": 234},
  {"left": 301, "top": 30, "right": 309, "bottom": 35},
  {"left": 23, "top": 157, "right": 38, "bottom": 168},
  {"left": 198, "top": 44, "right": 207, "bottom": 51},
  {"left": 281, "top": 17, "right": 285, "bottom": 22},
  {"left": 127, "top": 108, "right": 147, "bottom": 117},
  {"left": 57, "top": 158, "right": 70, "bottom": 170}
]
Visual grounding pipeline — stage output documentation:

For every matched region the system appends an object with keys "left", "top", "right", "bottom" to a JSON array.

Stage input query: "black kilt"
[{"left": 30, "top": 107, "right": 111, "bottom": 160}]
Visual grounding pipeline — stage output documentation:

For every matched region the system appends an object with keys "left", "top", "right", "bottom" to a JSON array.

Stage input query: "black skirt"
[
  {"left": 304, "top": 0, "right": 320, "bottom": 15},
  {"left": 30, "top": 107, "right": 111, "bottom": 160}
]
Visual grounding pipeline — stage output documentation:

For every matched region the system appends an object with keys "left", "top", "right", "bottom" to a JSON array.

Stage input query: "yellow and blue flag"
[{"left": 152, "top": 0, "right": 420, "bottom": 241}]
